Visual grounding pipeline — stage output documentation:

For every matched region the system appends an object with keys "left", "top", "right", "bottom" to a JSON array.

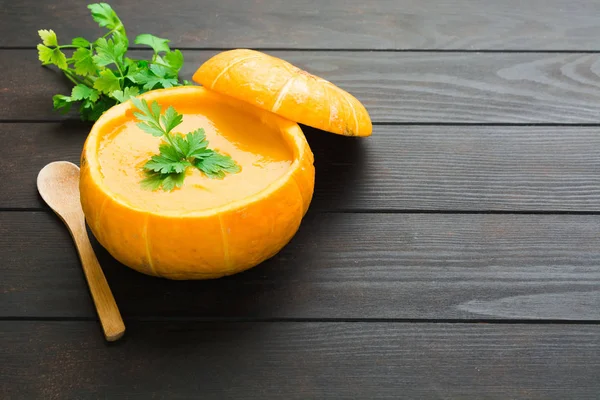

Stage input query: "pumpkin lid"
[{"left": 192, "top": 49, "right": 372, "bottom": 137}]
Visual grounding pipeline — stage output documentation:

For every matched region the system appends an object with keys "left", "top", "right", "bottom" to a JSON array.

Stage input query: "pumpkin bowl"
[{"left": 80, "top": 86, "right": 315, "bottom": 280}]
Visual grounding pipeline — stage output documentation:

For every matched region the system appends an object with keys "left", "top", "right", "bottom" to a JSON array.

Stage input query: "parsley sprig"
[
  {"left": 37, "top": 3, "right": 189, "bottom": 121},
  {"left": 131, "top": 97, "right": 241, "bottom": 191}
]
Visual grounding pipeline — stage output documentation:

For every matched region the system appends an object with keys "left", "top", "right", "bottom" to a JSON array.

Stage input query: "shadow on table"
[
  {"left": 92, "top": 125, "right": 366, "bottom": 324},
  {"left": 303, "top": 124, "right": 368, "bottom": 211}
]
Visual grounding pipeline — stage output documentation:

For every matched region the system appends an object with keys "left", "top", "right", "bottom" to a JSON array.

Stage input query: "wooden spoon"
[{"left": 37, "top": 161, "right": 125, "bottom": 341}]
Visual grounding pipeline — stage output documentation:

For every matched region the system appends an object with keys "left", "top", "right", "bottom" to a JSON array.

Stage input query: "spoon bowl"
[{"left": 37, "top": 161, "right": 83, "bottom": 221}]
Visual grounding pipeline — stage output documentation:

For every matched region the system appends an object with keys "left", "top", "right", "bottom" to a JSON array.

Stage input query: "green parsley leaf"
[
  {"left": 131, "top": 100, "right": 183, "bottom": 141},
  {"left": 37, "top": 44, "right": 68, "bottom": 70},
  {"left": 93, "top": 69, "right": 121, "bottom": 94},
  {"left": 185, "top": 129, "right": 210, "bottom": 158},
  {"left": 72, "top": 47, "right": 97, "bottom": 76},
  {"left": 71, "top": 37, "right": 90, "bottom": 47},
  {"left": 111, "top": 30, "right": 129, "bottom": 48},
  {"left": 170, "top": 130, "right": 212, "bottom": 159},
  {"left": 131, "top": 68, "right": 178, "bottom": 90},
  {"left": 52, "top": 94, "right": 73, "bottom": 114},
  {"left": 144, "top": 144, "right": 191, "bottom": 174},
  {"left": 93, "top": 37, "right": 126, "bottom": 68},
  {"left": 139, "top": 172, "right": 164, "bottom": 191},
  {"left": 161, "top": 173, "right": 186, "bottom": 191},
  {"left": 172, "top": 134, "right": 190, "bottom": 156},
  {"left": 52, "top": 86, "right": 102, "bottom": 119},
  {"left": 127, "top": 69, "right": 148, "bottom": 84},
  {"left": 148, "top": 75, "right": 179, "bottom": 90},
  {"left": 161, "top": 106, "right": 183, "bottom": 134},
  {"left": 141, "top": 171, "right": 185, "bottom": 192},
  {"left": 131, "top": 97, "right": 162, "bottom": 127},
  {"left": 134, "top": 33, "right": 171, "bottom": 53},
  {"left": 129, "top": 96, "right": 146, "bottom": 113},
  {"left": 87, "top": 3, "right": 123, "bottom": 32},
  {"left": 194, "top": 151, "right": 241, "bottom": 179},
  {"left": 156, "top": 143, "right": 182, "bottom": 162},
  {"left": 71, "top": 84, "right": 100, "bottom": 102},
  {"left": 79, "top": 96, "right": 117, "bottom": 121},
  {"left": 136, "top": 122, "right": 164, "bottom": 137},
  {"left": 122, "top": 58, "right": 139, "bottom": 75},
  {"left": 111, "top": 86, "right": 139, "bottom": 102},
  {"left": 149, "top": 63, "right": 172, "bottom": 78},
  {"left": 38, "top": 29, "right": 58, "bottom": 47},
  {"left": 164, "top": 50, "right": 184, "bottom": 71}
]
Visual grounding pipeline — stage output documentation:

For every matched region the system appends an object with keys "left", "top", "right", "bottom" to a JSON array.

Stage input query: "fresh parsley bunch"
[
  {"left": 131, "top": 98, "right": 241, "bottom": 191},
  {"left": 37, "top": 2, "right": 189, "bottom": 121}
]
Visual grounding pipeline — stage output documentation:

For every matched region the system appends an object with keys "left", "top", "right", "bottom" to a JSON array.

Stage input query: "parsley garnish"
[
  {"left": 37, "top": 3, "right": 190, "bottom": 121},
  {"left": 130, "top": 97, "right": 241, "bottom": 191}
]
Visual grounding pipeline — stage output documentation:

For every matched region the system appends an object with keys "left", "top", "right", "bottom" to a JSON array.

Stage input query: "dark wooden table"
[{"left": 2, "top": 1, "right": 600, "bottom": 398}]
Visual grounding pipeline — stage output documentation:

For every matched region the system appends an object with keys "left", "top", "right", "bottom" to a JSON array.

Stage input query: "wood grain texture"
[
  {"left": 2, "top": 211, "right": 600, "bottom": 320},
  {"left": 0, "top": 123, "right": 86, "bottom": 208},
  {"left": 4, "top": 50, "right": 600, "bottom": 123},
  {"left": 4, "top": 123, "right": 600, "bottom": 211},
  {"left": 4, "top": 0, "right": 600, "bottom": 50},
  {"left": 2, "top": 321, "right": 600, "bottom": 399},
  {"left": 4, "top": 0, "right": 600, "bottom": 394}
]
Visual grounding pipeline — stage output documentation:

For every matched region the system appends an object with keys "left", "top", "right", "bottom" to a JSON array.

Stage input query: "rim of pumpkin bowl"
[{"left": 81, "top": 86, "right": 314, "bottom": 217}]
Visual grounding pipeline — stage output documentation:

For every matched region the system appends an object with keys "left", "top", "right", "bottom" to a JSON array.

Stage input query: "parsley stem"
[
  {"left": 63, "top": 69, "right": 94, "bottom": 87},
  {"left": 62, "top": 69, "right": 93, "bottom": 87},
  {"left": 102, "top": 26, "right": 124, "bottom": 39},
  {"left": 63, "top": 71, "right": 80, "bottom": 86},
  {"left": 163, "top": 132, "right": 178, "bottom": 150},
  {"left": 115, "top": 63, "right": 125, "bottom": 81}
]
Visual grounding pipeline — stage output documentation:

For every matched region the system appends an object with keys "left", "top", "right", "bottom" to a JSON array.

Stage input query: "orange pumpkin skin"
[
  {"left": 193, "top": 49, "right": 372, "bottom": 137},
  {"left": 80, "top": 86, "right": 315, "bottom": 279}
]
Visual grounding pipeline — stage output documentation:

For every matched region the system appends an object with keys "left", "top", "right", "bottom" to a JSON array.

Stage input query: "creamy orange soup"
[{"left": 97, "top": 100, "right": 293, "bottom": 213}]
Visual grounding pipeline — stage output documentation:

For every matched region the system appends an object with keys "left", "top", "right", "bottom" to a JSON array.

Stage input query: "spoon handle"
[{"left": 70, "top": 220, "right": 125, "bottom": 341}]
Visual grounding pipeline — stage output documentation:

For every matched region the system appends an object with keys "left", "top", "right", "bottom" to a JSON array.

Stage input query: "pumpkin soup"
[{"left": 96, "top": 99, "right": 293, "bottom": 214}]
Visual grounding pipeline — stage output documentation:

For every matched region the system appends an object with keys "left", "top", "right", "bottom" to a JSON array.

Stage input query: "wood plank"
[
  {"left": 2, "top": 211, "right": 599, "bottom": 320},
  {"left": 3, "top": 123, "right": 600, "bottom": 212},
  {"left": 2, "top": 321, "right": 599, "bottom": 399},
  {"left": 0, "top": 122, "right": 86, "bottom": 208},
  {"left": 4, "top": 50, "right": 600, "bottom": 123},
  {"left": 4, "top": 0, "right": 600, "bottom": 50}
]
